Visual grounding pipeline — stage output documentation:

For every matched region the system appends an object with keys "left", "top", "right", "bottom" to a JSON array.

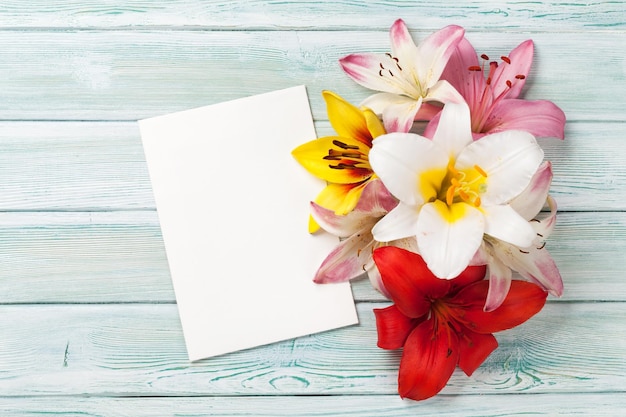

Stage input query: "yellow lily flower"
[{"left": 292, "top": 90, "right": 386, "bottom": 232}]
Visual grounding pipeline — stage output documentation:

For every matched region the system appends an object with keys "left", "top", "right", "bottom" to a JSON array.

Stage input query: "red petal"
[
  {"left": 374, "top": 305, "right": 422, "bottom": 349},
  {"left": 452, "top": 280, "right": 547, "bottom": 333},
  {"left": 457, "top": 329, "right": 498, "bottom": 376},
  {"left": 373, "top": 247, "right": 450, "bottom": 318},
  {"left": 398, "top": 319, "right": 459, "bottom": 401},
  {"left": 448, "top": 264, "right": 487, "bottom": 296}
]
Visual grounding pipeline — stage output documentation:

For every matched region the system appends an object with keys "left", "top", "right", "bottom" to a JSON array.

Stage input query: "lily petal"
[
  {"left": 531, "top": 195, "right": 558, "bottom": 238},
  {"left": 448, "top": 263, "right": 488, "bottom": 295},
  {"left": 490, "top": 40, "right": 533, "bottom": 100},
  {"left": 310, "top": 201, "right": 374, "bottom": 237},
  {"left": 486, "top": 99, "right": 566, "bottom": 139},
  {"left": 414, "top": 102, "right": 444, "bottom": 122},
  {"left": 313, "top": 182, "right": 364, "bottom": 219},
  {"left": 360, "top": 99, "right": 440, "bottom": 132},
  {"left": 415, "top": 25, "right": 465, "bottom": 88},
  {"left": 470, "top": 244, "right": 490, "bottom": 266},
  {"left": 372, "top": 94, "right": 423, "bottom": 133},
  {"left": 370, "top": 132, "right": 447, "bottom": 205},
  {"left": 524, "top": 248, "right": 564, "bottom": 297},
  {"left": 457, "top": 329, "right": 498, "bottom": 376},
  {"left": 510, "top": 161, "right": 553, "bottom": 220},
  {"left": 456, "top": 130, "right": 543, "bottom": 205},
  {"left": 416, "top": 201, "right": 485, "bottom": 279},
  {"left": 372, "top": 203, "right": 419, "bottom": 243},
  {"left": 484, "top": 204, "right": 537, "bottom": 248},
  {"left": 371, "top": 237, "right": 421, "bottom": 299},
  {"left": 453, "top": 280, "right": 547, "bottom": 334},
  {"left": 363, "top": 107, "right": 387, "bottom": 139},
  {"left": 323, "top": 90, "right": 374, "bottom": 146},
  {"left": 367, "top": 263, "right": 392, "bottom": 299},
  {"left": 339, "top": 52, "right": 421, "bottom": 97},
  {"left": 484, "top": 255, "right": 513, "bottom": 312},
  {"left": 373, "top": 246, "right": 450, "bottom": 318},
  {"left": 313, "top": 228, "right": 375, "bottom": 284},
  {"left": 335, "top": 181, "right": 375, "bottom": 215},
  {"left": 291, "top": 136, "right": 372, "bottom": 184},
  {"left": 431, "top": 101, "right": 473, "bottom": 157},
  {"left": 398, "top": 318, "right": 459, "bottom": 401},
  {"left": 440, "top": 37, "right": 482, "bottom": 104},
  {"left": 492, "top": 239, "right": 563, "bottom": 297},
  {"left": 422, "top": 110, "right": 442, "bottom": 140},
  {"left": 424, "top": 79, "right": 464, "bottom": 105},
  {"left": 374, "top": 304, "right": 421, "bottom": 349},
  {"left": 352, "top": 178, "right": 399, "bottom": 213},
  {"left": 361, "top": 92, "right": 424, "bottom": 133},
  {"left": 310, "top": 179, "right": 397, "bottom": 237},
  {"left": 361, "top": 92, "right": 417, "bottom": 115},
  {"left": 389, "top": 19, "right": 419, "bottom": 76}
]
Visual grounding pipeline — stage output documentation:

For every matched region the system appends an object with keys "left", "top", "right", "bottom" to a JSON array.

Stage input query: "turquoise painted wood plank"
[
  {"left": 0, "top": 302, "right": 624, "bottom": 396},
  {"left": 0, "top": 0, "right": 622, "bottom": 30},
  {"left": 0, "top": 121, "right": 623, "bottom": 211},
  {"left": 0, "top": 31, "right": 622, "bottom": 121},
  {"left": 0, "top": 211, "right": 172, "bottom": 303},
  {"left": 1, "top": 393, "right": 625, "bottom": 417},
  {"left": 0, "top": 211, "right": 624, "bottom": 303},
  {"left": 0, "top": 122, "right": 152, "bottom": 210}
]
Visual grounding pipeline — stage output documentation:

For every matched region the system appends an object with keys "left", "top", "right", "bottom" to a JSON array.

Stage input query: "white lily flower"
[
  {"left": 340, "top": 19, "right": 464, "bottom": 133},
  {"left": 369, "top": 101, "right": 544, "bottom": 279}
]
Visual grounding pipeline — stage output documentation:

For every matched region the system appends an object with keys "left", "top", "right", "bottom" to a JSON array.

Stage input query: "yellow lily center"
[
  {"left": 420, "top": 159, "right": 488, "bottom": 221},
  {"left": 442, "top": 161, "right": 487, "bottom": 208}
]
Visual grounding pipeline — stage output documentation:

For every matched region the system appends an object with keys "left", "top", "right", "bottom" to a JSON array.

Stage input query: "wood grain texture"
[
  {"left": 1, "top": 393, "right": 626, "bottom": 417},
  {"left": 0, "top": 0, "right": 622, "bottom": 30},
  {"left": 0, "top": 302, "right": 624, "bottom": 397},
  {"left": 0, "top": 121, "right": 624, "bottom": 211},
  {"left": 0, "top": 31, "right": 622, "bottom": 121},
  {"left": 0, "top": 211, "right": 624, "bottom": 303}
]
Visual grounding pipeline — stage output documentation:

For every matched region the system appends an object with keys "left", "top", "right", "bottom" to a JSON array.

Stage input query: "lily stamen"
[
  {"left": 446, "top": 185, "right": 457, "bottom": 205},
  {"left": 332, "top": 139, "right": 360, "bottom": 150},
  {"left": 474, "top": 164, "right": 488, "bottom": 177},
  {"left": 326, "top": 150, "right": 364, "bottom": 160},
  {"left": 329, "top": 162, "right": 365, "bottom": 170},
  {"left": 458, "top": 189, "right": 470, "bottom": 201},
  {"left": 325, "top": 142, "right": 370, "bottom": 169},
  {"left": 443, "top": 163, "right": 486, "bottom": 208}
]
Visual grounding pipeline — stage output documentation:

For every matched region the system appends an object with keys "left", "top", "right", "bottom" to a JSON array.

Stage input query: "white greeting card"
[{"left": 139, "top": 86, "right": 358, "bottom": 361}]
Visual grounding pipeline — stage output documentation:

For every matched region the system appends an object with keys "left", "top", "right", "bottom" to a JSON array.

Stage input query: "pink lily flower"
[
  {"left": 478, "top": 161, "right": 564, "bottom": 311},
  {"left": 340, "top": 19, "right": 464, "bottom": 133},
  {"left": 425, "top": 38, "right": 566, "bottom": 139},
  {"left": 310, "top": 179, "right": 416, "bottom": 298}
]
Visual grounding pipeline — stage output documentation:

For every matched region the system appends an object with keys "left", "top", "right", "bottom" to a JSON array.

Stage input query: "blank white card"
[{"left": 139, "top": 86, "right": 358, "bottom": 361}]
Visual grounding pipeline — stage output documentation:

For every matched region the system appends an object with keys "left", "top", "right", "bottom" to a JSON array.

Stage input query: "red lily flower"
[{"left": 373, "top": 246, "right": 547, "bottom": 401}]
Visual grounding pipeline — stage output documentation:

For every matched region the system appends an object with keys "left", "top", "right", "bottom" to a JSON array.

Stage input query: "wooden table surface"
[{"left": 0, "top": 1, "right": 625, "bottom": 416}]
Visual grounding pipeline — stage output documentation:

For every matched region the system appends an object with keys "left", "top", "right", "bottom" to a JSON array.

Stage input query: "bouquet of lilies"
[{"left": 292, "top": 19, "right": 565, "bottom": 401}]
